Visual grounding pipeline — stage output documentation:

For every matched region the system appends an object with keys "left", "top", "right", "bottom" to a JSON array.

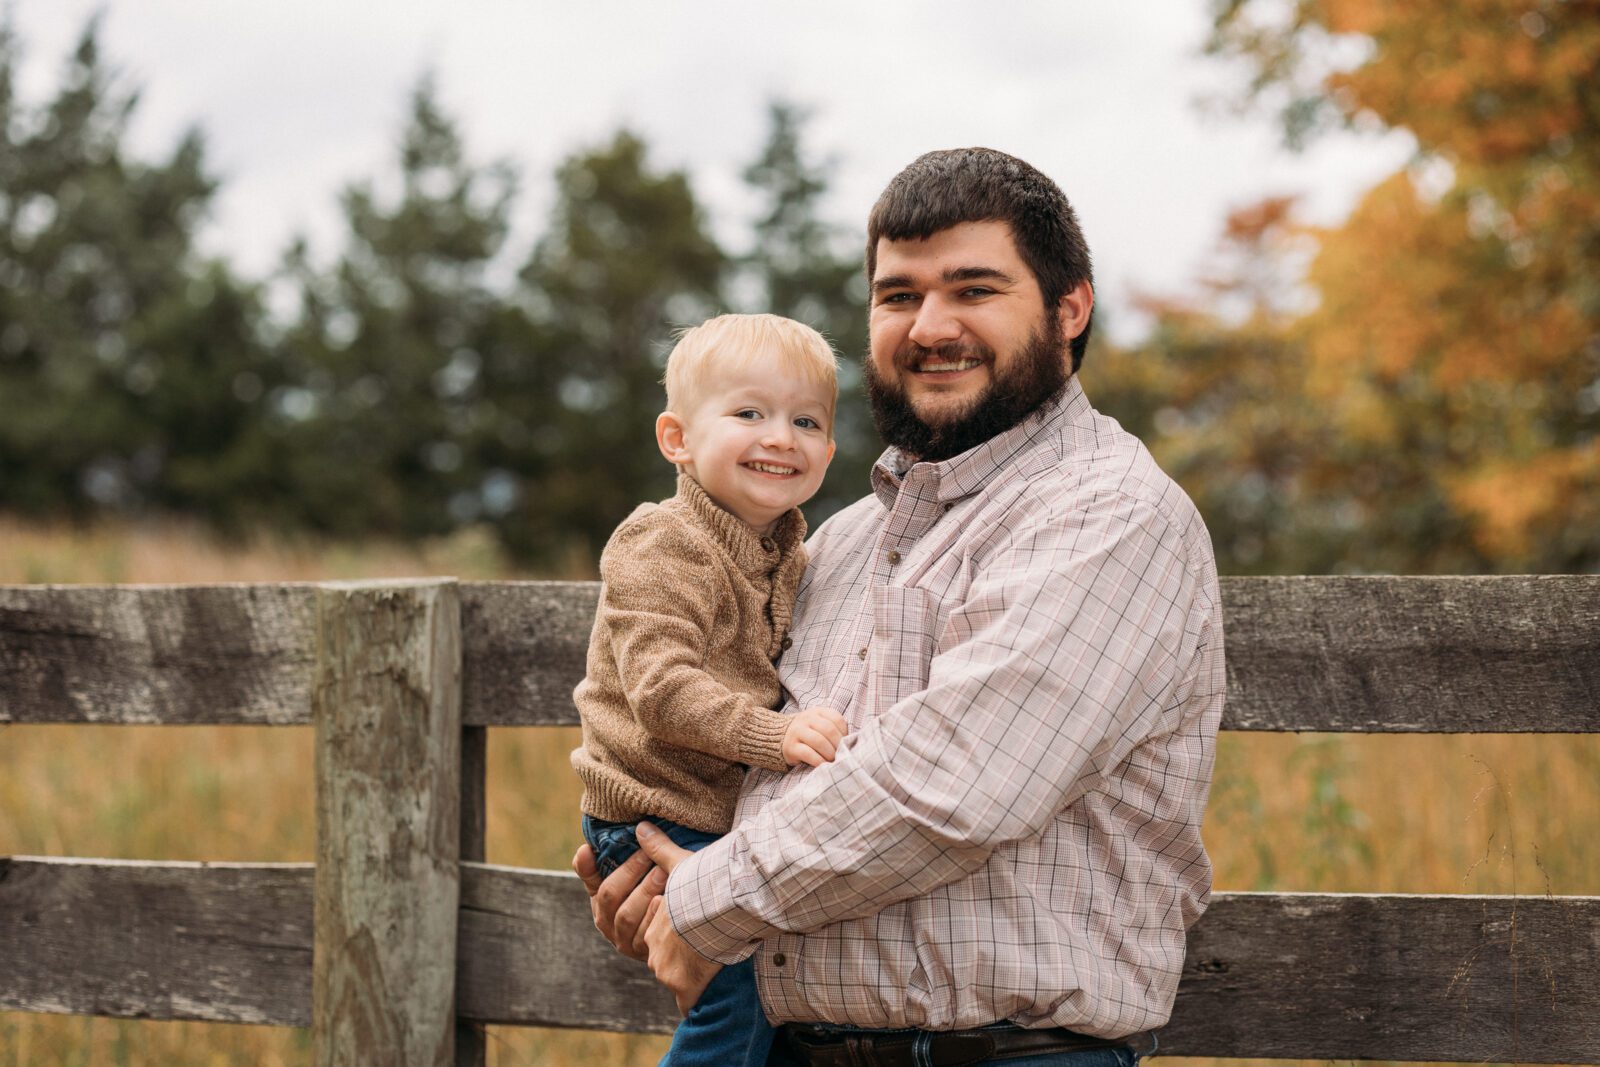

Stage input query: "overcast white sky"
[{"left": 11, "top": 1, "right": 1414, "bottom": 341}]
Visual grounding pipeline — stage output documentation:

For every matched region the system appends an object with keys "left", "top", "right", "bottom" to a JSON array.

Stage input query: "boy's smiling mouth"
[{"left": 744, "top": 461, "right": 800, "bottom": 476}]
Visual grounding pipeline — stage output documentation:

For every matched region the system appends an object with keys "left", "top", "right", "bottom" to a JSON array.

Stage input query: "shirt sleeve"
[
  {"left": 665, "top": 486, "right": 1201, "bottom": 962},
  {"left": 600, "top": 514, "right": 793, "bottom": 773}
]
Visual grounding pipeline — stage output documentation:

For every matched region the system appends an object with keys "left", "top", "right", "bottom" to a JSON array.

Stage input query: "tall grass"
[{"left": 2, "top": 517, "right": 1593, "bottom": 1065}]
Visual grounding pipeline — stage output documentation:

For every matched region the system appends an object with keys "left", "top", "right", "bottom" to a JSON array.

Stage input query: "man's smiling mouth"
[{"left": 912, "top": 357, "right": 983, "bottom": 373}]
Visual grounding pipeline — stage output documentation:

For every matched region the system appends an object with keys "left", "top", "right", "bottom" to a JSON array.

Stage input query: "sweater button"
[
  {"left": 761, "top": 537, "right": 776, "bottom": 552},
  {"left": 773, "top": 952, "right": 787, "bottom": 967}
]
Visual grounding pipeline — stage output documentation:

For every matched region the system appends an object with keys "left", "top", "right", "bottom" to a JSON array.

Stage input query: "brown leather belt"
[{"left": 776, "top": 1023, "right": 1140, "bottom": 1066}]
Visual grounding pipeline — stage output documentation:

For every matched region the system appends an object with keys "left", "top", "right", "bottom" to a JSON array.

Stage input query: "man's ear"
[
  {"left": 1056, "top": 280, "right": 1094, "bottom": 340},
  {"left": 656, "top": 411, "right": 692, "bottom": 466}
]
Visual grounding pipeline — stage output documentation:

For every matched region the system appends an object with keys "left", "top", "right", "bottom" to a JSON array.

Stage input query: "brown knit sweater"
[{"left": 571, "top": 474, "right": 808, "bottom": 834}]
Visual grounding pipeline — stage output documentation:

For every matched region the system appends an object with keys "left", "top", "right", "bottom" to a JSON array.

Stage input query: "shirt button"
[
  {"left": 942, "top": 502, "right": 954, "bottom": 512},
  {"left": 773, "top": 952, "right": 787, "bottom": 967},
  {"left": 780, "top": 636, "right": 793, "bottom": 651},
  {"left": 857, "top": 646, "right": 868, "bottom": 660},
  {"left": 887, "top": 550, "right": 901, "bottom": 564}
]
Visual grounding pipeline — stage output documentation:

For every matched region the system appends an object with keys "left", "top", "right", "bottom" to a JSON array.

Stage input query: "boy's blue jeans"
[{"left": 582, "top": 814, "right": 775, "bottom": 1067}]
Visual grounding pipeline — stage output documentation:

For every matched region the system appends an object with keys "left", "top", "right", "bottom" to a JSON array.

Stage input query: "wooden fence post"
[{"left": 313, "top": 579, "right": 462, "bottom": 1067}]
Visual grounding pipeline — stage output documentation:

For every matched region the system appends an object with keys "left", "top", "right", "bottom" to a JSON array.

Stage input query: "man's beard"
[{"left": 865, "top": 315, "right": 1070, "bottom": 464}]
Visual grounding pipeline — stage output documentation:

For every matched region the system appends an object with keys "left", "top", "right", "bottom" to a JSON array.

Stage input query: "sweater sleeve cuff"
[
  {"left": 736, "top": 707, "right": 794, "bottom": 772},
  {"left": 664, "top": 835, "right": 767, "bottom": 965}
]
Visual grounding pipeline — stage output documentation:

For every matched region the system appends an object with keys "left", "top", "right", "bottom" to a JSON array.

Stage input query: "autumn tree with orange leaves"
[{"left": 1096, "top": 0, "right": 1600, "bottom": 573}]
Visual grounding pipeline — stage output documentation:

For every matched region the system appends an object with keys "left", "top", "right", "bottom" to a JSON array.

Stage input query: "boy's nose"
[{"left": 762, "top": 423, "right": 796, "bottom": 449}]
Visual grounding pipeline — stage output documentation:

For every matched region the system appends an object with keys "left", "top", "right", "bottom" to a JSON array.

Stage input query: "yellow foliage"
[{"left": 1449, "top": 440, "right": 1600, "bottom": 561}]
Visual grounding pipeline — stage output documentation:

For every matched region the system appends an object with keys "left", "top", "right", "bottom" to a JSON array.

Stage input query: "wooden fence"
[{"left": 2, "top": 576, "right": 1598, "bottom": 1064}]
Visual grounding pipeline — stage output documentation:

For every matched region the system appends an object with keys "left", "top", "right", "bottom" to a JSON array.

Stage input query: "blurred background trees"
[
  {"left": 1088, "top": 0, "right": 1598, "bottom": 573},
  {"left": 2, "top": 8, "right": 1595, "bottom": 574}
]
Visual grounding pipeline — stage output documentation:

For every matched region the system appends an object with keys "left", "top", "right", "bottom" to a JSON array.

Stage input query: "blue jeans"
[
  {"left": 581, "top": 815, "right": 775, "bottom": 1067},
  {"left": 766, "top": 1022, "right": 1141, "bottom": 1067}
]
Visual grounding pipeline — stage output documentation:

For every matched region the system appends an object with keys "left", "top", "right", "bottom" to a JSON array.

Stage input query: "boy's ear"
[{"left": 656, "top": 411, "right": 692, "bottom": 466}]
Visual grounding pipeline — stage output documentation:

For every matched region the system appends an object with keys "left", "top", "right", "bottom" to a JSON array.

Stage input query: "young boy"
[{"left": 571, "top": 313, "right": 848, "bottom": 1067}]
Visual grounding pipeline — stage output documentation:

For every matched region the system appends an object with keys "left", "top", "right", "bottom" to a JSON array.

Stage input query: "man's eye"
[
  {"left": 879, "top": 292, "right": 916, "bottom": 305},
  {"left": 961, "top": 287, "right": 995, "bottom": 298}
]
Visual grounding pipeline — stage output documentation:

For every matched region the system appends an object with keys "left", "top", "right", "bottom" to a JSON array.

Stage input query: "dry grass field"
[{"left": 2, "top": 517, "right": 1594, "bottom": 1066}]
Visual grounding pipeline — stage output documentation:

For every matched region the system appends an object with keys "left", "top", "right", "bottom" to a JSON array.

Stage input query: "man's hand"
[
  {"left": 573, "top": 822, "right": 724, "bottom": 1014},
  {"left": 782, "top": 705, "right": 849, "bottom": 767},
  {"left": 573, "top": 836, "right": 667, "bottom": 961},
  {"left": 643, "top": 894, "right": 722, "bottom": 1015}
]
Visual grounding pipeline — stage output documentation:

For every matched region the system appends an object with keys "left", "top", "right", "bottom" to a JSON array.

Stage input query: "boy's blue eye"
[
  {"left": 795, "top": 416, "right": 820, "bottom": 430},
  {"left": 734, "top": 409, "right": 761, "bottom": 420}
]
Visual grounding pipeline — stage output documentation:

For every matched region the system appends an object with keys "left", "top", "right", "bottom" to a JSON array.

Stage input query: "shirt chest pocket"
[{"left": 863, "top": 585, "right": 940, "bottom": 717}]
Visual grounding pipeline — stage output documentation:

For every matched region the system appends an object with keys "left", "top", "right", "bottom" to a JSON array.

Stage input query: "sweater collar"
[{"left": 676, "top": 473, "right": 806, "bottom": 578}]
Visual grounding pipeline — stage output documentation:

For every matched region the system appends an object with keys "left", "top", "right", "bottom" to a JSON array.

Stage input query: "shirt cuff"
[
  {"left": 664, "top": 833, "right": 767, "bottom": 966},
  {"left": 735, "top": 707, "right": 794, "bottom": 772}
]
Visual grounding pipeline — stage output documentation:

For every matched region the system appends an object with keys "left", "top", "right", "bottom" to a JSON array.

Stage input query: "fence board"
[
  {"left": 4, "top": 577, "right": 1598, "bottom": 732},
  {"left": 1168, "top": 890, "right": 1600, "bottom": 1060},
  {"left": 0, "top": 857, "right": 313, "bottom": 1026},
  {"left": 1222, "top": 575, "right": 1600, "bottom": 732},
  {"left": 5, "top": 858, "right": 1596, "bottom": 1062},
  {"left": 0, "top": 584, "right": 315, "bottom": 725}
]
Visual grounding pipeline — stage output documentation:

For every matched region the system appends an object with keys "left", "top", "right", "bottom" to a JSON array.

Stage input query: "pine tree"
[
  {"left": 274, "top": 76, "right": 521, "bottom": 540},
  {"left": 0, "top": 17, "right": 273, "bottom": 524},
  {"left": 738, "top": 101, "right": 874, "bottom": 521},
  {"left": 512, "top": 131, "right": 725, "bottom": 567}
]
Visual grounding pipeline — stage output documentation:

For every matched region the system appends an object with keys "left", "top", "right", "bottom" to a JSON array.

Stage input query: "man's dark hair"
[{"left": 866, "top": 148, "right": 1095, "bottom": 370}]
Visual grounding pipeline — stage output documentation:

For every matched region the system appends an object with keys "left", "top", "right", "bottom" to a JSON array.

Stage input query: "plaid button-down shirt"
[{"left": 666, "top": 377, "right": 1225, "bottom": 1038}]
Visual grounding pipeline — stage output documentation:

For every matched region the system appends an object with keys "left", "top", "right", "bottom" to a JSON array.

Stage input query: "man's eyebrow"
[
  {"left": 945, "top": 266, "right": 1015, "bottom": 286},
  {"left": 871, "top": 266, "right": 1016, "bottom": 296}
]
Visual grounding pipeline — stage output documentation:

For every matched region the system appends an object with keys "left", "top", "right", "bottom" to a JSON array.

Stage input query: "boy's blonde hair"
[{"left": 664, "top": 313, "right": 839, "bottom": 428}]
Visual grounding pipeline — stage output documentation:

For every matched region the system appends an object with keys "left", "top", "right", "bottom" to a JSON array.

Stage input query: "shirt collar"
[{"left": 870, "top": 376, "right": 1092, "bottom": 507}]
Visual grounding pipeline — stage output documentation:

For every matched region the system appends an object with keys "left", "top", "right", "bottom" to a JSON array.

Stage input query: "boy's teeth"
[{"left": 748, "top": 462, "right": 796, "bottom": 474}]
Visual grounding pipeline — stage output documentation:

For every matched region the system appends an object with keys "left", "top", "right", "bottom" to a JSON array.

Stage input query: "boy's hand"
[{"left": 782, "top": 706, "right": 848, "bottom": 767}]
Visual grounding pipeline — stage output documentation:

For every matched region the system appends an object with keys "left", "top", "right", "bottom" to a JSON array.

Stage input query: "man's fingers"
[
  {"left": 618, "top": 865, "right": 669, "bottom": 959},
  {"left": 590, "top": 846, "right": 657, "bottom": 958},
  {"left": 573, "top": 844, "right": 603, "bottom": 898},
  {"left": 635, "top": 821, "right": 693, "bottom": 873},
  {"left": 592, "top": 845, "right": 654, "bottom": 920}
]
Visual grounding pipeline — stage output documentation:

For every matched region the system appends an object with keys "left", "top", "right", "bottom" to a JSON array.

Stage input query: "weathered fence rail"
[{"left": 3, "top": 576, "right": 1598, "bottom": 1064}]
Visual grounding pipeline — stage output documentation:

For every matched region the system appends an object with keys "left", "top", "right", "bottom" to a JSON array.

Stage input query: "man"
[{"left": 579, "top": 148, "right": 1225, "bottom": 1067}]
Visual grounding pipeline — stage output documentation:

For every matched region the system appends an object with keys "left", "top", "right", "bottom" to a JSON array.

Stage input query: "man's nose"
[{"left": 907, "top": 294, "right": 961, "bottom": 348}]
